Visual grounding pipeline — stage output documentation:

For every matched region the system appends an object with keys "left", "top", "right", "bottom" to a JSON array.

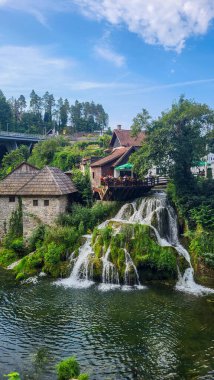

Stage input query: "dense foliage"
[{"left": 130, "top": 96, "right": 214, "bottom": 194}]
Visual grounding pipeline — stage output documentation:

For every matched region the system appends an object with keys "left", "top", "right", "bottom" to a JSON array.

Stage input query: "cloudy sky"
[{"left": 0, "top": 0, "right": 214, "bottom": 127}]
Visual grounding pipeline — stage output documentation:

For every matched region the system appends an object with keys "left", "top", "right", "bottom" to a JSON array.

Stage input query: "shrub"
[
  {"left": 78, "top": 374, "right": 89, "bottom": 380},
  {"left": 56, "top": 356, "right": 80, "bottom": 380},
  {"left": 28, "top": 224, "right": 46, "bottom": 251},
  {"left": 4, "top": 373, "right": 21, "bottom": 380},
  {"left": 10, "top": 238, "right": 25, "bottom": 255},
  {"left": 44, "top": 242, "right": 62, "bottom": 266},
  {"left": 0, "top": 248, "right": 18, "bottom": 267}
]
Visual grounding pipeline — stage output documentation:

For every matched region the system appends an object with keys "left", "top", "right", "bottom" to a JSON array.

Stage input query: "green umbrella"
[{"left": 115, "top": 163, "right": 133, "bottom": 170}]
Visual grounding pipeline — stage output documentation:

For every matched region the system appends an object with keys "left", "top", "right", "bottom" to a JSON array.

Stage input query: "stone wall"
[
  {"left": 90, "top": 166, "right": 102, "bottom": 188},
  {"left": 0, "top": 196, "right": 19, "bottom": 239},
  {"left": 22, "top": 195, "right": 68, "bottom": 239}
]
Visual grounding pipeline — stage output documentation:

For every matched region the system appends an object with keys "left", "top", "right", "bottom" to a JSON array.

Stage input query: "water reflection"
[{"left": 0, "top": 269, "right": 214, "bottom": 379}]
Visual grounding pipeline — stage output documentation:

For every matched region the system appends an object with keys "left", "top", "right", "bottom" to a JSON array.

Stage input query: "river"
[{"left": 0, "top": 268, "right": 214, "bottom": 380}]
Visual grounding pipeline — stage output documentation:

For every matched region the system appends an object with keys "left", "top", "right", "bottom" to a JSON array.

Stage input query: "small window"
[
  {"left": 92, "top": 172, "right": 95, "bottom": 179},
  {"left": 9, "top": 196, "right": 15, "bottom": 203},
  {"left": 44, "top": 200, "right": 49, "bottom": 206},
  {"left": 33, "top": 199, "right": 38, "bottom": 206}
]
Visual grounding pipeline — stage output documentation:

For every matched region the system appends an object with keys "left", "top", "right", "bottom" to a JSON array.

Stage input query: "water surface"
[{"left": 0, "top": 268, "right": 214, "bottom": 380}]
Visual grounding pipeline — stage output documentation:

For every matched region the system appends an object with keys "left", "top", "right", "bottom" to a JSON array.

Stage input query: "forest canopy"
[{"left": 0, "top": 90, "right": 108, "bottom": 134}]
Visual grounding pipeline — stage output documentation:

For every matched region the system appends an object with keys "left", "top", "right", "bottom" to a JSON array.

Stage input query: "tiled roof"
[
  {"left": 110, "top": 129, "right": 145, "bottom": 147},
  {"left": 90, "top": 147, "right": 128, "bottom": 167},
  {"left": 17, "top": 166, "right": 77, "bottom": 196},
  {"left": 0, "top": 163, "right": 77, "bottom": 196},
  {"left": 112, "top": 146, "right": 135, "bottom": 167},
  {"left": 0, "top": 163, "right": 39, "bottom": 195}
]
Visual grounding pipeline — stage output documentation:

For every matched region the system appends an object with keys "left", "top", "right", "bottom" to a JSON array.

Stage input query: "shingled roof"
[
  {"left": 110, "top": 129, "right": 145, "bottom": 148},
  {"left": 17, "top": 166, "right": 77, "bottom": 196},
  {"left": 0, "top": 162, "right": 39, "bottom": 195},
  {"left": 90, "top": 147, "right": 128, "bottom": 167}
]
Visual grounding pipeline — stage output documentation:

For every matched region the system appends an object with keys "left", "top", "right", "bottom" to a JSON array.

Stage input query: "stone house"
[{"left": 0, "top": 163, "right": 77, "bottom": 239}]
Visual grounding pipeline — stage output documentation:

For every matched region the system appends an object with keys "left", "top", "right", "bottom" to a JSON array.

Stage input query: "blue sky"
[{"left": 0, "top": 0, "right": 214, "bottom": 128}]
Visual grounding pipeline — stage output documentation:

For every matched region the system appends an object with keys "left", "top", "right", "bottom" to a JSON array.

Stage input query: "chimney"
[{"left": 117, "top": 124, "right": 122, "bottom": 130}]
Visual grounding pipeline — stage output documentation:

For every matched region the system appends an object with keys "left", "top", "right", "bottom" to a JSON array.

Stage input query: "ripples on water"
[{"left": 0, "top": 269, "right": 214, "bottom": 380}]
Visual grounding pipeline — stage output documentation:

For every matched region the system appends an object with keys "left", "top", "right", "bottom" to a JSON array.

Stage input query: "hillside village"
[{"left": 0, "top": 125, "right": 214, "bottom": 239}]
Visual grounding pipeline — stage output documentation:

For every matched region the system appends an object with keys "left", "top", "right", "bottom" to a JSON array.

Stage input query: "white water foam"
[{"left": 55, "top": 238, "right": 94, "bottom": 289}]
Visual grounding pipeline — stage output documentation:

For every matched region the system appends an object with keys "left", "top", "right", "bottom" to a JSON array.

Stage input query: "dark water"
[{"left": 0, "top": 268, "right": 214, "bottom": 380}]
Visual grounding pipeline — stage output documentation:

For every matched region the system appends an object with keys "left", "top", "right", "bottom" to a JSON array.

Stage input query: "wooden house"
[{"left": 89, "top": 127, "right": 156, "bottom": 200}]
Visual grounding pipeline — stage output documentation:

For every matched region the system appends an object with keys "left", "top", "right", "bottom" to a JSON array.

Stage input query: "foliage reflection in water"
[{"left": 0, "top": 268, "right": 214, "bottom": 380}]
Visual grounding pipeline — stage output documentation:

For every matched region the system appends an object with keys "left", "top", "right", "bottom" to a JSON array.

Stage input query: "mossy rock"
[{"left": 89, "top": 256, "right": 102, "bottom": 281}]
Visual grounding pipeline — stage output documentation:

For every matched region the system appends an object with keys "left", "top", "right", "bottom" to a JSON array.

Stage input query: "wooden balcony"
[{"left": 94, "top": 176, "right": 167, "bottom": 201}]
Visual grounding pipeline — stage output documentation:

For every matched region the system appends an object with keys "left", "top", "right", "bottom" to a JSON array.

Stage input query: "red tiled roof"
[
  {"left": 110, "top": 129, "right": 145, "bottom": 147},
  {"left": 90, "top": 147, "right": 128, "bottom": 167},
  {"left": 112, "top": 146, "right": 135, "bottom": 167}
]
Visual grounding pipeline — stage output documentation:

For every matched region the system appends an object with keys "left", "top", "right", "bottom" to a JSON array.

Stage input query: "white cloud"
[
  {"left": 1, "top": 1, "right": 214, "bottom": 51},
  {"left": 73, "top": 0, "right": 214, "bottom": 51},
  {"left": 94, "top": 45, "right": 125, "bottom": 67},
  {"left": 0, "top": 45, "right": 74, "bottom": 95}
]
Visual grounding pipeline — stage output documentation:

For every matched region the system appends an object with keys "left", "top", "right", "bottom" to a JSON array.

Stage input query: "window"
[
  {"left": 9, "top": 196, "right": 15, "bottom": 203},
  {"left": 33, "top": 199, "right": 38, "bottom": 206},
  {"left": 92, "top": 172, "right": 95, "bottom": 179},
  {"left": 44, "top": 200, "right": 49, "bottom": 206}
]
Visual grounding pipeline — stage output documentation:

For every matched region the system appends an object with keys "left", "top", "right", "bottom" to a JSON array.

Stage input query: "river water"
[{"left": 0, "top": 268, "right": 214, "bottom": 380}]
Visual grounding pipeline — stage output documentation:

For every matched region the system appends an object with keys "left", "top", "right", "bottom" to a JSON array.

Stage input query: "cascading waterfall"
[
  {"left": 56, "top": 192, "right": 214, "bottom": 295},
  {"left": 98, "top": 247, "right": 120, "bottom": 291},
  {"left": 123, "top": 249, "right": 145, "bottom": 291},
  {"left": 56, "top": 237, "right": 94, "bottom": 288},
  {"left": 114, "top": 192, "right": 213, "bottom": 295}
]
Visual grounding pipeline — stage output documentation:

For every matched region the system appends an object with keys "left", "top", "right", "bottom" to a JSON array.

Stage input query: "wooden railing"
[{"left": 100, "top": 176, "right": 168, "bottom": 187}]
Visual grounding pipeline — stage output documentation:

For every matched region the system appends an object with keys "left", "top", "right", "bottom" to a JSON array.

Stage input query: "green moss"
[
  {"left": 90, "top": 256, "right": 102, "bottom": 281},
  {"left": 91, "top": 222, "right": 180, "bottom": 282}
]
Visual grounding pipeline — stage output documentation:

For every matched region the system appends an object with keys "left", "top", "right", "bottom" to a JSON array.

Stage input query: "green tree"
[
  {"left": 130, "top": 97, "right": 214, "bottom": 194},
  {"left": 72, "top": 168, "right": 93, "bottom": 205},
  {"left": 0, "top": 145, "right": 30, "bottom": 178},
  {"left": 42, "top": 91, "right": 55, "bottom": 125},
  {"left": 30, "top": 90, "right": 42, "bottom": 114},
  {"left": 28, "top": 136, "right": 69, "bottom": 168},
  {"left": 0, "top": 90, "right": 12, "bottom": 130},
  {"left": 131, "top": 108, "right": 151, "bottom": 137}
]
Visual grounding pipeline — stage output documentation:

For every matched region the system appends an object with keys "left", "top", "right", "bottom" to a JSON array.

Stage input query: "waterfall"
[
  {"left": 115, "top": 192, "right": 213, "bottom": 295},
  {"left": 56, "top": 238, "right": 94, "bottom": 288},
  {"left": 122, "top": 249, "right": 145, "bottom": 291},
  {"left": 98, "top": 247, "right": 120, "bottom": 291},
  {"left": 56, "top": 192, "right": 214, "bottom": 295}
]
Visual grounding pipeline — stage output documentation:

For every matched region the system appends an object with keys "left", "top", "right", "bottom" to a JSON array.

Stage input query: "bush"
[
  {"left": 10, "top": 238, "right": 25, "bottom": 255},
  {"left": 56, "top": 356, "right": 80, "bottom": 380},
  {"left": 28, "top": 224, "right": 46, "bottom": 252},
  {"left": 4, "top": 373, "right": 21, "bottom": 380},
  {"left": 44, "top": 242, "right": 62, "bottom": 266},
  {"left": 58, "top": 201, "right": 120, "bottom": 233},
  {"left": 0, "top": 248, "right": 18, "bottom": 267}
]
